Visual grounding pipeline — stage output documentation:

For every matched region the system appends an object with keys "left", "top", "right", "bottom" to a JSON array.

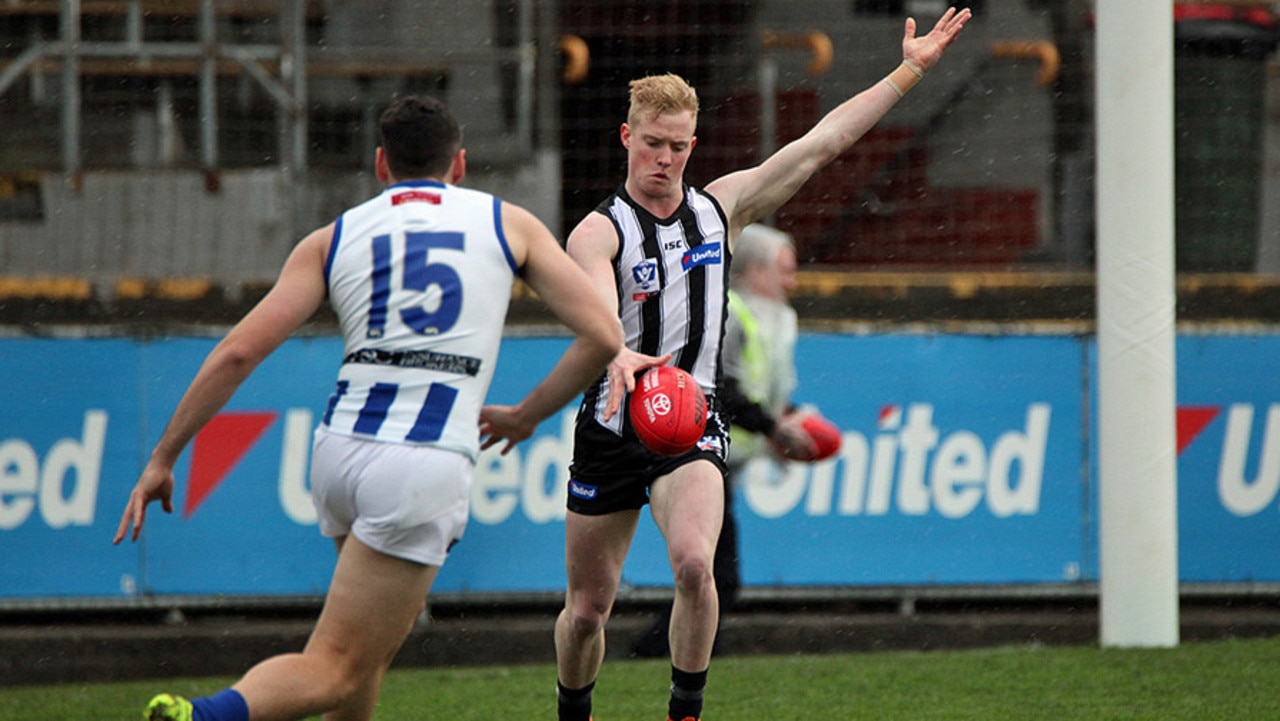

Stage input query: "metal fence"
[{"left": 1, "top": 0, "right": 1278, "bottom": 296}]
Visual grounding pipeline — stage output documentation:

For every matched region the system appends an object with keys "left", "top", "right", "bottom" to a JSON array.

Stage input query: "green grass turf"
[{"left": 3, "top": 637, "right": 1278, "bottom": 720}]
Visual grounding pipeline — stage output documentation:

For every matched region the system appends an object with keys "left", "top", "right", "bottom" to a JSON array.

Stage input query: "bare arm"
[
  {"left": 478, "top": 204, "right": 623, "bottom": 454},
  {"left": 708, "top": 8, "right": 971, "bottom": 237},
  {"left": 114, "top": 226, "right": 331, "bottom": 543},
  {"left": 564, "top": 211, "right": 623, "bottom": 323},
  {"left": 564, "top": 212, "right": 670, "bottom": 421}
]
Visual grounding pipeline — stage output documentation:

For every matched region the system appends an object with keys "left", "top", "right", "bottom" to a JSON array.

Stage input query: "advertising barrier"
[
  {"left": 1151, "top": 335, "right": 1280, "bottom": 583},
  {"left": 0, "top": 331, "right": 1277, "bottom": 601}
]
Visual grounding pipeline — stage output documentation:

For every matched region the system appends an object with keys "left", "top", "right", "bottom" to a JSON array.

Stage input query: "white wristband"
[
  {"left": 882, "top": 77, "right": 905, "bottom": 99},
  {"left": 903, "top": 60, "right": 926, "bottom": 79}
]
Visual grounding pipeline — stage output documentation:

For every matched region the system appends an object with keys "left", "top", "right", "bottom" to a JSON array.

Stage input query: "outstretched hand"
[
  {"left": 480, "top": 347, "right": 673, "bottom": 453},
  {"left": 904, "top": 6, "right": 972, "bottom": 74},
  {"left": 113, "top": 461, "right": 177, "bottom": 544},
  {"left": 479, "top": 404, "right": 536, "bottom": 456}
]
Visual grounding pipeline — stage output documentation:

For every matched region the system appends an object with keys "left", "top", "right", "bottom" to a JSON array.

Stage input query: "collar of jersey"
[{"left": 388, "top": 180, "right": 447, "bottom": 191}]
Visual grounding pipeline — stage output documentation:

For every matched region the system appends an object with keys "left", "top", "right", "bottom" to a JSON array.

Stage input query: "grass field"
[{"left": 3, "top": 636, "right": 1278, "bottom": 720}]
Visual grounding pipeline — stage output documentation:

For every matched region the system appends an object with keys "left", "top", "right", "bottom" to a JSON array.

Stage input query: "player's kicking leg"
[{"left": 145, "top": 535, "right": 436, "bottom": 721}]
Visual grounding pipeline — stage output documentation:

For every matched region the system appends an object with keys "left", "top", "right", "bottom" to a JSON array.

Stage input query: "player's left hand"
[
  {"left": 903, "top": 6, "right": 971, "bottom": 74},
  {"left": 770, "top": 410, "right": 819, "bottom": 461},
  {"left": 479, "top": 404, "right": 537, "bottom": 455}
]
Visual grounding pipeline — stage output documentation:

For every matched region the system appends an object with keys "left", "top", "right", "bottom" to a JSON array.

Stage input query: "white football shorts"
[{"left": 310, "top": 426, "right": 472, "bottom": 566}]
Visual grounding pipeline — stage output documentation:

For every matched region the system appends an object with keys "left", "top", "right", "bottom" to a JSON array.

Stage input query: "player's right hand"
[
  {"left": 602, "top": 348, "right": 672, "bottom": 422},
  {"left": 113, "top": 463, "right": 177, "bottom": 544}
]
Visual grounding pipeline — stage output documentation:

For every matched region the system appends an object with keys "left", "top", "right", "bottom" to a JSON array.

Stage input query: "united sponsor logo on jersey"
[
  {"left": 682, "top": 242, "right": 722, "bottom": 271},
  {"left": 568, "top": 479, "right": 599, "bottom": 499}
]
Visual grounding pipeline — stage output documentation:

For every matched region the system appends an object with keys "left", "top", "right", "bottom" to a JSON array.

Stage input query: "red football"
[
  {"left": 801, "top": 414, "right": 842, "bottom": 461},
  {"left": 628, "top": 366, "right": 708, "bottom": 456}
]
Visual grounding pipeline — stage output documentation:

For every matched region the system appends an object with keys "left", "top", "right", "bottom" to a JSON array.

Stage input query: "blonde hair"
[{"left": 627, "top": 74, "right": 699, "bottom": 126}]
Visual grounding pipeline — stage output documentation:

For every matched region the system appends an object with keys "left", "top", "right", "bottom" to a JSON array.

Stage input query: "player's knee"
[
  {"left": 671, "top": 552, "right": 714, "bottom": 593},
  {"left": 305, "top": 643, "right": 381, "bottom": 705},
  {"left": 332, "top": 674, "right": 365, "bottom": 707},
  {"left": 305, "top": 658, "right": 363, "bottom": 708},
  {"left": 563, "top": 597, "right": 610, "bottom": 637}
]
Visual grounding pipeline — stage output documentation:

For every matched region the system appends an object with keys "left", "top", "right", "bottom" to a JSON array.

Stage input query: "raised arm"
[
  {"left": 707, "top": 7, "right": 971, "bottom": 238},
  {"left": 478, "top": 204, "right": 623, "bottom": 454}
]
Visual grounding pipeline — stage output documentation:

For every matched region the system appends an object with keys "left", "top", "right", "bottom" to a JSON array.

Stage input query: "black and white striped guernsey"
[{"left": 583, "top": 183, "right": 730, "bottom": 432}]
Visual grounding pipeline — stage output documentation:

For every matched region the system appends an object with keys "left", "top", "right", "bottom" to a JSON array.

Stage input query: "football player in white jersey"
[
  {"left": 555, "top": 10, "right": 970, "bottom": 721},
  {"left": 115, "top": 96, "right": 621, "bottom": 721}
]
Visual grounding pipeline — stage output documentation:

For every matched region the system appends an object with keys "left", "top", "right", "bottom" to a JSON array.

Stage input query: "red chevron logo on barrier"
[
  {"left": 1176, "top": 406, "right": 1221, "bottom": 455},
  {"left": 183, "top": 411, "right": 277, "bottom": 518}
]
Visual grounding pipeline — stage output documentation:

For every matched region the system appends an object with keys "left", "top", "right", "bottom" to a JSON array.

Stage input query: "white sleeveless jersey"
[
  {"left": 322, "top": 180, "right": 517, "bottom": 460},
  {"left": 581, "top": 184, "right": 729, "bottom": 432}
]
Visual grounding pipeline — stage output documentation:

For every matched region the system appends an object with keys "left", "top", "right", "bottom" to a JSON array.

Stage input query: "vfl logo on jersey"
[
  {"left": 631, "top": 258, "right": 661, "bottom": 301},
  {"left": 682, "top": 243, "right": 722, "bottom": 271}
]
